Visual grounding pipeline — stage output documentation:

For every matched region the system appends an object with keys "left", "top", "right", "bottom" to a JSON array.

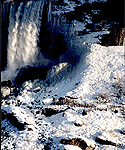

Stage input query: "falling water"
[
  {"left": 8, "top": 0, "right": 48, "bottom": 68},
  {"left": 2, "top": 0, "right": 52, "bottom": 81}
]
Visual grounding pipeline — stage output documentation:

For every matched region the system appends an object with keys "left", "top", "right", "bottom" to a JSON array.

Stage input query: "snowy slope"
[{"left": 1, "top": 38, "right": 125, "bottom": 149}]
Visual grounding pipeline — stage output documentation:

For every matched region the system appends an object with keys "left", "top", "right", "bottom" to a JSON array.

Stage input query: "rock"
[
  {"left": 96, "top": 93, "right": 111, "bottom": 103},
  {"left": 15, "top": 100, "right": 22, "bottom": 106},
  {"left": 36, "top": 110, "right": 40, "bottom": 114},
  {"left": 114, "top": 109, "right": 118, "bottom": 113},
  {"left": 60, "top": 137, "right": 96, "bottom": 150},
  {"left": 21, "top": 80, "right": 33, "bottom": 91},
  {"left": 100, "top": 27, "right": 124, "bottom": 46},
  {"left": 96, "top": 131, "right": 125, "bottom": 147},
  {"left": 1, "top": 130, "right": 9, "bottom": 143},
  {"left": 52, "top": 97, "right": 94, "bottom": 107},
  {"left": 33, "top": 87, "right": 41, "bottom": 93},
  {"left": 42, "top": 107, "right": 68, "bottom": 117},
  {"left": 85, "top": 147, "right": 94, "bottom": 150},
  {"left": 1, "top": 80, "right": 12, "bottom": 87},
  {"left": 1, "top": 83, "right": 20, "bottom": 98},
  {"left": 82, "top": 110, "right": 87, "bottom": 115},
  {"left": 121, "top": 129, "right": 125, "bottom": 135},
  {"left": 14, "top": 66, "right": 48, "bottom": 85},
  {"left": 42, "top": 108, "right": 59, "bottom": 117},
  {"left": 1, "top": 86, "right": 10, "bottom": 98},
  {"left": 96, "top": 137, "right": 116, "bottom": 146},
  {"left": 1, "top": 110, "right": 26, "bottom": 131},
  {"left": 38, "top": 23, "right": 67, "bottom": 60},
  {"left": 60, "top": 138, "right": 87, "bottom": 150},
  {"left": 22, "top": 80, "right": 32, "bottom": 89},
  {"left": 52, "top": 96, "right": 78, "bottom": 106},
  {"left": 10, "top": 85, "right": 20, "bottom": 96},
  {"left": 74, "top": 119, "right": 84, "bottom": 127},
  {"left": 27, "top": 128, "right": 33, "bottom": 131}
]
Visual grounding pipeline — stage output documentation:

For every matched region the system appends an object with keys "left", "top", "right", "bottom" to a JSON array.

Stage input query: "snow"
[
  {"left": 2, "top": 38, "right": 124, "bottom": 149},
  {"left": 1, "top": 0, "right": 125, "bottom": 150},
  {"left": 64, "top": 145, "right": 82, "bottom": 150}
]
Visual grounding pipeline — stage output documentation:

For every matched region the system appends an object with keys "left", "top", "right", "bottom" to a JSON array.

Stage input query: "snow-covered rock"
[
  {"left": 96, "top": 131, "right": 125, "bottom": 147},
  {"left": 74, "top": 119, "right": 84, "bottom": 126},
  {"left": 1, "top": 86, "right": 10, "bottom": 98}
]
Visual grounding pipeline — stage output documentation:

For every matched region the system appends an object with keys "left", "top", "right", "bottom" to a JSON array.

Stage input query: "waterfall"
[
  {"left": 1, "top": 0, "right": 83, "bottom": 85},
  {"left": 8, "top": 0, "right": 45, "bottom": 68},
  {"left": 1, "top": 0, "right": 52, "bottom": 81}
]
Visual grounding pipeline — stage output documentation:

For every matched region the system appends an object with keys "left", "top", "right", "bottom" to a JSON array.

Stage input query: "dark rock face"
[
  {"left": 1, "top": 2, "right": 11, "bottom": 70},
  {"left": 52, "top": 96, "right": 79, "bottom": 106},
  {"left": 14, "top": 65, "right": 49, "bottom": 85},
  {"left": 38, "top": 0, "right": 68, "bottom": 61},
  {"left": 103, "top": 0, "right": 124, "bottom": 25},
  {"left": 38, "top": 23, "right": 67, "bottom": 61},
  {"left": 1, "top": 80, "right": 12, "bottom": 87},
  {"left": 65, "top": 0, "right": 124, "bottom": 41},
  {"left": 96, "top": 132, "right": 125, "bottom": 147},
  {"left": 65, "top": 0, "right": 124, "bottom": 25},
  {"left": 100, "top": 27, "right": 124, "bottom": 46}
]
